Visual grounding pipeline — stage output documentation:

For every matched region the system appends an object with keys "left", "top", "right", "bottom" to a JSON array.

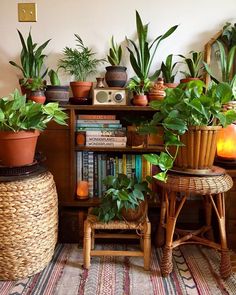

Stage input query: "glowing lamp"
[
  {"left": 217, "top": 124, "right": 236, "bottom": 160},
  {"left": 76, "top": 180, "right": 89, "bottom": 199}
]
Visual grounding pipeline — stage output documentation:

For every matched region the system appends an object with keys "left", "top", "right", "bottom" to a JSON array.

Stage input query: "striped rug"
[{"left": 0, "top": 244, "right": 236, "bottom": 295}]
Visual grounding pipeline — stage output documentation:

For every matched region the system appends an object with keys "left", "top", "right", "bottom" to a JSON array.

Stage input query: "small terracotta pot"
[
  {"left": 0, "top": 130, "right": 40, "bottom": 167},
  {"left": 164, "top": 82, "right": 179, "bottom": 88},
  {"left": 180, "top": 77, "right": 201, "bottom": 84},
  {"left": 70, "top": 81, "right": 93, "bottom": 98},
  {"left": 28, "top": 90, "right": 46, "bottom": 104},
  {"left": 133, "top": 94, "right": 148, "bottom": 106}
]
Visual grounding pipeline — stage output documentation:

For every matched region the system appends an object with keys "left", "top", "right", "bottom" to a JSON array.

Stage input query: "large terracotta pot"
[
  {"left": 70, "top": 81, "right": 92, "bottom": 98},
  {"left": 172, "top": 126, "right": 222, "bottom": 173},
  {"left": 105, "top": 66, "right": 127, "bottom": 87},
  {"left": 0, "top": 130, "right": 40, "bottom": 167}
]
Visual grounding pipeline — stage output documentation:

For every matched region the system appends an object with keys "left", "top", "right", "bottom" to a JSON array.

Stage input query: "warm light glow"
[
  {"left": 217, "top": 124, "right": 236, "bottom": 160},
  {"left": 76, "top": 180, "right": 89, "bottom": 199}
]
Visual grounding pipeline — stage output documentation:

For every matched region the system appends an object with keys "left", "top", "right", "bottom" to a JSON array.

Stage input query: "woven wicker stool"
[
  {"left": 0, "top": 170, "right": 58, "bottom": 280},
  {"left": 156, "top": 170, "right": 233, "bottom": 279},
  {"left": 83, "top": 210, "right": 151, "bottom": 270}
]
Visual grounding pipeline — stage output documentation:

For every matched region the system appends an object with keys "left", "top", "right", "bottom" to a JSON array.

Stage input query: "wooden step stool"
[{"left": 83, "top": 210, "right": 151, "bottom": 270}]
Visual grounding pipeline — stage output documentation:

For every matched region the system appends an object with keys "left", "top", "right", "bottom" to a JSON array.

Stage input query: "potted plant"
[
  {"left": 105, "top": 36, "right": 127, "bottom": 87},
  {"left": 127, "top": 77, "right": 152, "bottom": 106},
  {"left": 24, "top": 77, "right": 47, "bottom": 104},
  {"left": 156, "top": 54, "right": 179, "bottom": 88},
  {"left": 93, "top": 173, "right": 151, "bottom": 222},
  {"left": 142, "top": 80, "right": 236, "bottom": 182},
  {"left": 9, "top": 29, "right": 50, "bottom": 96},
  {"left": 59, "top": 34, "right": 105, "bottom": 102},
  {"left": 0, "top": 89, "right": 68, "bottom": 167},
  {"left": 127, "top": 11, "right": 178, "bottom": 106},
  {"left": 179, "top": 51, "right": 203, "bottom": 83},
  {"left": 45, "top": 69, "right": 70, "bottom": 104}
]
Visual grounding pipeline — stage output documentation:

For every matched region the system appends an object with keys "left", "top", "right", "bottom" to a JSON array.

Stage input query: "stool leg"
[
  {"left": 204, "top": 196, "right": 214, "bottom": 241},
  {"left": 143, "top": 220, "right": 151, "bottom": 271},
  {"left": 216, "top": 193, "right": 232, "bottom": 279},
  {"left": 83, "top": 220, "right": 91, "bottom": 269},
  {"left": 91, "top": 229, "right": 95, "bottom": 250},
  {"left": 156, "top": 191, "right": 166, "bottom": 247},
  {"left": 161, "top": 191, "right": 177, "bottom": 277}
]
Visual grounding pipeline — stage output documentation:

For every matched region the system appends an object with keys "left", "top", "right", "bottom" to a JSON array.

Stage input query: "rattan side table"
[
  {"left": 155, "top": 169, "right": 233, "bottom": 279},
  {"left": 83, "top": 210, "right": 151, "bottom": 270},
  {"left": 0, "top": 167, "right": 58, "bottom": 280}
]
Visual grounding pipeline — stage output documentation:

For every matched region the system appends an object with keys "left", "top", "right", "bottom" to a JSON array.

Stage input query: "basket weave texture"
[
  {"left": 0, "top": 171, "right": 58, "bottom": 280},
  {"left": 156, "top": 173, "right": 233, "bottom": 195}
]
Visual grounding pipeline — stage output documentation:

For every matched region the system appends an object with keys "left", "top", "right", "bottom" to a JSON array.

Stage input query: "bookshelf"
[{"left": 37, "top": 104, "right": 163, "bottom": 243}]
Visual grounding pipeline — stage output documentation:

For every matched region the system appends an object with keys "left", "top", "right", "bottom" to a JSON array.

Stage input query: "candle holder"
[{"left": 76, "top": 180, "right": 89, "bottom": 200}]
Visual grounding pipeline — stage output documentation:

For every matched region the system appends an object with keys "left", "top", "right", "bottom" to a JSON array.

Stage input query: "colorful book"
[
  {"left": 76, "top": 119, "right": 120, "bottom": 124},
  {"left": 88, "top": 152, "right": 94, "bottom": 198},
  {"left": 76, "top": 123, "right": 122, "bottom": 128},
  {"left": 78, "top": 114, "right": 116, "bottom": 120},
  {"left": 85, "top": 141, "right": 126, "bottom": 147},
  {"left": 93, "top": 153, "right": 99, "bottom": 197},
  {"left": 86, "top": 136, "right": 127, "bottom": 143},
  {"left": 84, "top": 129, "right": 126, "bottom": 137}
]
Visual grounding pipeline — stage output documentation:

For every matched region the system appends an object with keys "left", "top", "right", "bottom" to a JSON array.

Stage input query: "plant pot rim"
[
  {"left": 0, "top": 130, "right": 40, "bottom": 139},
  {"left": 187, "top": 125, "right": 222, "bottom": 131},
  {"left": 70, "top": 81, "right": 93, "bottom": 85},
  {"left": 105, "top": 65, "right": 127, "bottom": 71},
  {"left": 46, "top": 85, "right": 69, "bottom": 89}
]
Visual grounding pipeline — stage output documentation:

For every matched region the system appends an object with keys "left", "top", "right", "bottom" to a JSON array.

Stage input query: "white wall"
[{"left": 0, "top": 0, "right": 235, "bottom": 96}]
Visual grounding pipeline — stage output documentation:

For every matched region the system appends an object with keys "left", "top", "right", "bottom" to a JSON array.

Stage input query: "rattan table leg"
[
  {"left": 143, "top": 220, "right": 151, "bottom": 271},
  {"left": 156, "top": 191, "right": 166, "bottom": 247},
  {"left": 204, "top": 196, "right": 214, "bottom": 241},
  {"left": 91, "top": 229, "right": 95, "bottom": 250},
  {"left": 83, "top": 220, "right": 91, "bottom": 269}
]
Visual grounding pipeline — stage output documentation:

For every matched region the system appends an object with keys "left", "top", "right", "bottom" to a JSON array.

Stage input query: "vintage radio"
[{"left": 92, "top": 88, "right": 127, "bottom": 105}]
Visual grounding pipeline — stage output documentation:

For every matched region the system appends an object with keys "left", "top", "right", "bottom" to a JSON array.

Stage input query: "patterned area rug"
[{"left": 0, "top": 244, "right": 236, "bottom": 295}]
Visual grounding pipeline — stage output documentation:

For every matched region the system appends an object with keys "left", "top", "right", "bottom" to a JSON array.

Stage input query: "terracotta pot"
[
  {"left": 180, "top": 77, "right": 201, "bottom": 84},
  {"left": 171, "top": 126, "right": 222, "bottom": 173},
  {"left": 45, "top": 85, "right": 69, "bottom": 104},
  {"left": 70, "top": 81, "right": 92, "bottom": 98},
  {"left": 133, "top": 94, "right": 148, "bottom": 106},
  {"left": 164, "top": 82, "right": 179, "bottom": 88},
  {"left": 105, "top": 66, "right": 127, "bottom": 87},
  {"left": 121, "top": 200, "right": 147, "bottom": 222},
  {"left": 28, "top": 90, "right": 46, "bottom": 104},
  {"left": 0, "top": 130, "right": 40, "bottom": 167}
]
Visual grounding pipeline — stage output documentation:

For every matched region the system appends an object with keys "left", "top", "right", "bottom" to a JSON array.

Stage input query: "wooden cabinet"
[{"left": 37, "top": 105, "right": 161, "bottom": 243}]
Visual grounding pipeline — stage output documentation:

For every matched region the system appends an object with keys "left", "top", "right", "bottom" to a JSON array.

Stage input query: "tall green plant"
[
  {"left": 179, "top": 51, "right": 203, "bottom": 78},
  {"left": 59, "top": 34, "right": 105, "bottom": 81},
  {"left": 127, "top": 11, "right": 178, "bottom": 83},
  {"left": 157, "top": 54, "right": 178, "bottom": 83},
  {"left": 9, "top": 29, "right": 50, "bottom": 79},
  {"left": 204, "top": 40, "right": 236, "bottom": 98}
]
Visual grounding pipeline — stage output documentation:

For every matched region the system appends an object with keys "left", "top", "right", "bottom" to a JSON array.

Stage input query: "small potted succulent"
[
  {"left": 0, "top": 89, "right": 68, "bottom": 167},
  {"left": 142, "top": 80, "right": 236, "bottom": 182},
  {"left": 45, "top": 69, "right": 70, "bottom": 104},
  {"left": 59, "top": 34, "right": 105, "bottom": 103},
  {"left": 93, "top": 173, "right": 151, "bottom": 222},
  {"left": 127, "top": 77, "right": 152, "bottom": 106},
  {"left": 9, "top": 29, "right": 50, "bottom": 97},
  {"left": 178, "top": 51, "right": 204, "bottom": 83},
  {"left": 105, "top": 36, "right": 127, "bottom": 87},
  {"left": 156, "top": 54, "right": 179, "bottom": 88}
]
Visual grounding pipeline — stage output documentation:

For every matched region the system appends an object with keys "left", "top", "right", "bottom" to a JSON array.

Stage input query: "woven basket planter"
[
  {"left": 0, "top": 171, "right": 58, "bottom": 280},
  {"left": 173, "top": 126, "right": 222, "bottom": 173}
]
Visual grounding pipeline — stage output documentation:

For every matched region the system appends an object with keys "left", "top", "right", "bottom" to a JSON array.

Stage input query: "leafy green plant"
[
  {"left": 204, "top": 40, "right": 236, "bottom": 99},
  {"left": 142, "top": 80, "right": 236, "bottom": 182},
  {"left": 156, "top": 54, "right": 178, "bottom": 83},
  {"left": 107, "top": 36, "right": 122, "bottom": 66},
  {"left": 220, "top": 22, "right": 236, "bottom": 49},
  {"left": 24, "top": 77, "right": 46, "bottom": 91},
  {"left": 127, "top": 77, "right": 152, "bottom": 95},
  {"left": 48, "top": 69, "right": 61, "bottom": 86},
  {"left": 0, "top": 89, "right": 68, "bottom": 132},
  {"left": 9, "top": 29, "right": 50, "bottom": 80},
  {"left": 179, "top": 51, "right": 203, "bottom": 78},
  {"left": 59, "top": 34, "right": 105, "bottom": 81},
  {"left": 127, "top": 11, "right": 178, "bottom": 90},
  {"left": 93, "top": 173, "right": 151, "bottom": 222}
]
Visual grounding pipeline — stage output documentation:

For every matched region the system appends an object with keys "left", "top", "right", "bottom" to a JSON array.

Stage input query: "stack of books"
[{"left": 76, "top": 114, "right": 127, "bottom": 147}]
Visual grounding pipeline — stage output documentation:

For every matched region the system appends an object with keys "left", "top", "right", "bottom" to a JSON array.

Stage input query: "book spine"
[
  {"left": 93, "top": 153, "right": 98, "bottom": 197},
  {"left": 76, "top": 152, "right": 82, "bottom": 183},
  {"left": 82, "top": 151, "right": 89, "bottom": 181},
  {"left": 101, "top": 154, "right": 107, "bottom": 194},
  {"left": 77, "top": 127, "right": 124, "bottom": 132},
  {"left": 77, "top": 119, "right": 120, "bottom": 124},
  {"left": 122, "top": 154, "right": 127, "bottom": 174},
  {"left": 126, "top": 154, "right": 132, "bottom": 178},
  {"left": 135, "top": 154, "right": 142, "bottom": 182},
  {"left": 85, "top": 141, "right": 126, "bottom": 147},
  {"left": 88, "top": 152, "right": 94, "bottom": 198},
  {"left": 85, "top": 129, "right": 126, "bottom": 137},
  {"left": 78, "top": 114, "right": 116, "bottom": 120},
  {"left": 98, "top": 154, "right": 102, "bottom": 197},
  {"left": 76, "top": 123, "right": 122, "bottom": 128},
  {"left": 86, "top": 136, "right": 127, "bottom": 142},
  {"left": 131, "top": 155, "right": 136, "bottom": 178}
]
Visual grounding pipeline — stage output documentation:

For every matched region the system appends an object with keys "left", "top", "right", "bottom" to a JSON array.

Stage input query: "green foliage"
[
  {"left": 204, "top": 40, "right": 236, "bottom": 99},
  {"left": 9, "top": 29, "right": 50, "bottom": 79},
  {"left": 48, "top": 69, "right": 61, "bottom": 86},
  {"left": 179, "top": 51, "right": 203, "bottom": 78},
  {"left": 127, "top": 11, "right": 178, "bottom": 92},
  {"left": 0, "top": 89, "right": 68, "bottom": 132},
  {"left": 24, "top": 77, "right": 46, "bottom": 91},
  {"left": 220, "top": 22, "right": 236, "bottom": 49},
  {"left": 93, "top": 173, "right": 151, "bottom": 222},
  {"left": 143, "top": 80, "right": 236, "bottom": 182},
  {"left": 59, "top": 34, "right": 105, "bottom": 81},
  {"left": 107, "top": 36, "right": 122, "bottom": 66},
  {"left": 127, "top": 77, "right": 152, "bottom": 95},
  {"left": 157, "top": 54, "right": 178, "bottom": 83}
]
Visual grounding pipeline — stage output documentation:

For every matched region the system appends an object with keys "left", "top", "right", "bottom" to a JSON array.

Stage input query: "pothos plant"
[
  {"left": 93, "top": 173, "right": 151, "bottom": 222},
  {"left": 141, "top": 80, "right": 236, "bottom": 182}
]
